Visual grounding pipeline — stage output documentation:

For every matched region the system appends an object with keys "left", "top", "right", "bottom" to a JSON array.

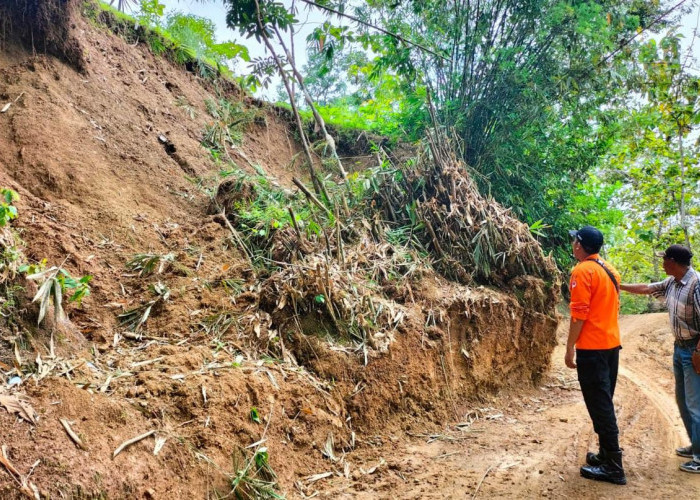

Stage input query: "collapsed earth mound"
[
  {"left": 0, "top": 1, "right": 560, "bottom": 497},
  {"left": 1, "top": 0, "right": 86, "bottom": 71}
]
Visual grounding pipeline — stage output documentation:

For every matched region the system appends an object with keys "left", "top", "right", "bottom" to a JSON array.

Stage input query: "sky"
[
  {"left": 678, "top": 1, "right": 700, "bottom": 74},
  {"left": 155, "top": 0, "right": 329, "bottom": 97},
  {"left": 130, "top": 0, "right": 700, "bottom": 97},
  {"left": 155, "top": 0, "right": 327, "bottom": 48}
]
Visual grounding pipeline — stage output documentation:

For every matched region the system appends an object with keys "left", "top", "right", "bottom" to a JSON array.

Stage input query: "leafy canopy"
[
  {"left": 223, "top": 0, "right": 297, "bottom": 40},
  {"left": 165, "top": 12, "right": 250, "bottom": 64},
  {"left": 246, "top": 0, "right": 669, "bottom": 268}
]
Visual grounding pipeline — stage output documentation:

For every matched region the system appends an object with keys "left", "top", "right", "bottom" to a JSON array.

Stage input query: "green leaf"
[{"left": 254, "top": 447, "right": 269, "bottom": 468}]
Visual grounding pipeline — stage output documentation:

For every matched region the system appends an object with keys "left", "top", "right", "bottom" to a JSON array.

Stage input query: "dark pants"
[{"left": 577, "top": 347, "right": 621, "bottom": 452}]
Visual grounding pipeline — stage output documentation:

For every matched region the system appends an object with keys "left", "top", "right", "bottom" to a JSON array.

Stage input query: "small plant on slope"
[
  {"left": 126, "top": 253, "right": 175, "bottom": 277},
  {"left": 175, "top": 95, "right": 197, "bottom": 119},
  {"left": 0, "top": 188, "right": 24, "bottom": 323},
  {"left": 24, "top": 264, "right": 92, "bottom": 325},
  {"left": 0, "top": 188, "right": 19, "bottom": 227},
  {"left": 223, "top": 447, "right": 282, "bottom": 500},
  {"left": 202, "top": 98, "right": 256, "bottom": 155},
  {"left": 0, "top": 188, "right": 22, "bottom": 281},
  {"left": 118, "top": 281, "right": 170, "bottom": 331},
  {"left": 0, "top": 189, "right": 93, "bottom": 326}
]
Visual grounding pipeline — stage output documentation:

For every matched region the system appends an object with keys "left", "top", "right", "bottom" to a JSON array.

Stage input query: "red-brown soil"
[
  {"left": 318, "top": 314, "right": 700, "bottom": 499},
  {"left": 0, "top": 2, "right": 563, "bottom": 498}
]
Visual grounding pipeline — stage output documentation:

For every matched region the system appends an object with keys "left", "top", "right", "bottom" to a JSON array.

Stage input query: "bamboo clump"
[
  {"left": 215, "top": 129, "right": 560, "bottom": 360},
  {"left": 373, "top": 131, "right": 560, "bottom": 290}
]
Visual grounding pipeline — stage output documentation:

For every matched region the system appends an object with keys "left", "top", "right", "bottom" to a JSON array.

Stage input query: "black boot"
[
  {"left": 580, "top": 450, "right": 626, "bottom": 485},
  {"left": 585, "top": 448, "right": 606, "bottom": 466}
]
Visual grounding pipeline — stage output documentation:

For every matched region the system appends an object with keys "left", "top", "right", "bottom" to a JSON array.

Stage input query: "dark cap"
[
  {"left": 656, "top": 244, "right": 693, "bottom": 266},
  {"left": 569, "top": 226, "right": 604, "bottom": 254}
]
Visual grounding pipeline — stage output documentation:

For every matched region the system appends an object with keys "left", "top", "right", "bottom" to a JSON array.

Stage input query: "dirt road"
[{"left": 315, "top": 314, "right": 700, "bottom": 499}]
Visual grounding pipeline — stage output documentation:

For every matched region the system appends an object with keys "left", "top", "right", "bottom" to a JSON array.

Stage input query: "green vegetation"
[
  {"left": 202, "top": 97, "right": 258, "bottom": 155},
  {"left": 295, "top": 0, "right": 672, "bottom": 268},
  {"left": 0, "top": 189, "right": 22, "bottom": 284},
  {"left": 221, "top": 447, "right": 283, "bottom": 499},
  {"left": 25, "top": 265, "right": 92, "bottom": 325},
  {"left": 100, "top": 0, "right": 700, "bottom": 314},
  {"left": 210, "top": 156, "right": 399, "bottom": 273},
  {"left": 217, "top": 0, "right": 700, "bottom": 312},
  {"left": 0, "top": 189, "right": 92, "bottom": 327},
  {"left": 126, "top": 253, "right": 175, "bottom": 277},
  {"left": 87, "top": 1, "right": 250, "bottom": 83},
  {"left": 0, "top": 190, "right": 23, "bottom": 324},
  {"left": 599, "top": 30, "right": 700, "bottom": 311},
  {"left": 0, "top": 188, "right": 19, "bottom": 227},
  {"left": 277, "top": 44, "right": 411, "bottom": 138}
]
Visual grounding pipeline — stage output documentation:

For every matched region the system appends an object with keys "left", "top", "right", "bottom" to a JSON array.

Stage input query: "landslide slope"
[{"left": 0, "top": 1, "right": 560, "bottom": 498}]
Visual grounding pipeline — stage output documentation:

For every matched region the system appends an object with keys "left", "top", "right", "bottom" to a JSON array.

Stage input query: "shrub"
[{"left": 0, "top": 188, "right": 19, "bottom": 227}]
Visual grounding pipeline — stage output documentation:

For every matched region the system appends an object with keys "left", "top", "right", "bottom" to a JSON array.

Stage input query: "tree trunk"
[
  {"left": 253, "top": 0, "right": 328, "bottom": 201},
  {"left": 678, "top": 124, "right": 690, "bottom": 247},
  {"left": 272, "top": 28, "right": 352, "bottom": 197}
]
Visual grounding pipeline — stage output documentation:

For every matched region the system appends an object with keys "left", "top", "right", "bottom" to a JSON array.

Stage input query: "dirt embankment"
[
  {"left": 0, "top": 0, "right": 87, "bottom": 72},
  {"left": 315, "top": 314, "right": 700, "bottom": 499},
  {"left": 0, "top": 2, "right": 559, "bottom": 498}
]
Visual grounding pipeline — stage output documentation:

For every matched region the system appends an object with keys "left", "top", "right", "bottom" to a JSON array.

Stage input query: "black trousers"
[{"left": 576, "top": 347, "right": 621, "bottom": 452}]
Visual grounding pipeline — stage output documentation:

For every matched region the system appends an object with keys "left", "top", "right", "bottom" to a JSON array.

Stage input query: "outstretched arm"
[{"left": 620, "top": 283, "right": 653, "bottom": 295}]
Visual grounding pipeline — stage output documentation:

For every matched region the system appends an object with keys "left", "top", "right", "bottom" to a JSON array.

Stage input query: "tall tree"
[
  {"left": 604, "top": 32, "right": 700, "bottom": 269},
  {"left": 347, "top": 0, "right": 671, "bottom": 247},
  {"left": 633, "top": 34, "right": 700, "bottom": 247},
  {"left": 225, "top": 1, "right": 677, "bottom": 266}
]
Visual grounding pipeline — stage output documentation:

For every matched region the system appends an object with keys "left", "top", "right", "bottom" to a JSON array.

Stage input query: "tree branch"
[{"left": 297, "top": 0, "right": 449, "bottom": 62}]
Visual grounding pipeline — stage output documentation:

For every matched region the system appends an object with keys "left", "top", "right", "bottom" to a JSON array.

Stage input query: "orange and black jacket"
[{"left": 569, "top": 254, "right": 621, "bottom": 350}]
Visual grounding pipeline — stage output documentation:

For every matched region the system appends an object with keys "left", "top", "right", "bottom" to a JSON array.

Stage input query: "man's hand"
[{"left": 565, "top": 346, "right": 577, "bottom": 369}]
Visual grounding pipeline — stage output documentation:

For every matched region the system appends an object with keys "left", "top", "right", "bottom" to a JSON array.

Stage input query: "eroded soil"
[
  {"left": 0, "top": 4, "right": 689, "bottom": 499},
  {"left": 313, "top": 313, "right": 700, "bottom": 499}
]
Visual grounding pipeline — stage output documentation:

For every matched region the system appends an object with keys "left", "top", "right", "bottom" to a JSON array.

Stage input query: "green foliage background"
[{"left": 106, "top": 0, "right": 700, "bottom": 313}]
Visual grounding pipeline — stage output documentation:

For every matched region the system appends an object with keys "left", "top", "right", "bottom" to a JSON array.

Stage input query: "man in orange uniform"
[{"left": 565, "top": 226, "right": 626, "bottom": 485}]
